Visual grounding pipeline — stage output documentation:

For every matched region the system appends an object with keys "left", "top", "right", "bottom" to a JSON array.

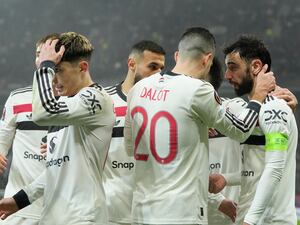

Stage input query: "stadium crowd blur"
[{"left": 0, "top": 0, "right": 299, "bottom": 197}]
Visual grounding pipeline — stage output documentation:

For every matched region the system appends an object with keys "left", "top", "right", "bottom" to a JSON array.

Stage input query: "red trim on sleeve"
[
  {"left": 13, "top": 104, "right": 32, "bottom": 114},
  {"left": 115, "top": 106, "right": 127, "bottom": 117}
]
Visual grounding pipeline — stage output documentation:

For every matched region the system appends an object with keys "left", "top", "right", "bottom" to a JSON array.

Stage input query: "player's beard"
[{"left": 234, "top": 67, "right": 254, "bottom": 96}]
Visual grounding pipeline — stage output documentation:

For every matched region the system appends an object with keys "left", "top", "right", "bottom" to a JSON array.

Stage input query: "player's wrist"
[{"left": 12, "top": 189, "right": 31, "bottom": 209}]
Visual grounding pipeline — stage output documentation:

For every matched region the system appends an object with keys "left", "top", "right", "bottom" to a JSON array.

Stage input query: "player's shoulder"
[
  {"left": 262, "top": 95, "right": 290, "bottom": 111},
  {"left": 79, "top": 83, "right": 110, "bottom": 100},
  {"left": 104, "top": 84, "right": 118, "bottom": 95},
  {"left": 10, "top": 85, "right": 32, "bottom": 97}
]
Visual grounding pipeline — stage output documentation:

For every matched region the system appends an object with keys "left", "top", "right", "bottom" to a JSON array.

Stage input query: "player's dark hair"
[
  {"left": 55, "top": 32, "right": 94, "bottom": 63},
  {"left": 223, "top": 35, "right": 271, "bottom": 72},
  {"left": 208, "top": 56, "right": 223, "bottom": 91},
  {"left": 130, "top": 40, "right": 166, "bottom": 56}
]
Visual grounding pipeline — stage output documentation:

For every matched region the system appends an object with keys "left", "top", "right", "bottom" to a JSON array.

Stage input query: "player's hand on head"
[
  {"left": 209, "top": 173, "right": 227, "bottom": 194},
  {"left": 272, "top": 85, "right": 298, "bottom": 112},
  {"left": 0, "top": 197, "right": 19, "bottom": 220},
  {"left": 0, "top": 154, "right": 7, "bottom": 176},
  {"left": 38, "top": 39, "right": 65, "bottom": 67},
  {"left": 252, "top": 64, "right": 276, "bottom": 102},
  {"left": 218, "top": 199, "right": 237, "bottom": 222}
]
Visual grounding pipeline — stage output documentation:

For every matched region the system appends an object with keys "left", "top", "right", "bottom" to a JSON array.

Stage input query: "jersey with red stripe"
[
  {"left": 23, "top": 63, "right": 115, "bottom": 225},
  {"left": 103, "top": 83, "right": 135, "bottom": 223},
  {"left": 0, "top": 86, "right": 48, "bottom": 220},
  {"left": 124, "top": 71, "right": 261, "bottom": 224}
]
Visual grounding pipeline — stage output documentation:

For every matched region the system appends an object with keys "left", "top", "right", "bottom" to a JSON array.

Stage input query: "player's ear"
[
  {"left": 79, "top": 61, "right": 88, "bottom": 72},
  {"left": 128, "top": 57, "right": 136, "bottom": 72},
  {"left": 251, "top": 59, "right": 263, "bottom": 76},
  {"left": 202, "top": 52, "right": 213, "bottom": 67},
  {"left": 174, "top": 51, "right": 179, "bottom": 62}
]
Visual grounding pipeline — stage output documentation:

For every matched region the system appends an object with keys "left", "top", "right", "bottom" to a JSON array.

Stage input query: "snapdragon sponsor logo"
[
  {"left": 241, "top": 170, "right": 254, "bottom": 177},
  {"left": 24, "top": 151, "right": 46, "bottom": 161},
  {"left": 112, "top": 160, "right": 134, "bottom": 170},
  {"left": 209, "top": 162, "right": 221, "bottom": 170},
  {"left": 46, "top": 155, "right": 70, "bottom": 168}
]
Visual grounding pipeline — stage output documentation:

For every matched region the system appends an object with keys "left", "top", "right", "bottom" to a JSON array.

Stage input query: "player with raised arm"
[
  {"left": 222, "top": 35, "right": 298, "bottom": 225},
  {"left": 0, "top": 34, "right": 60, "bottom": 225},
  {"left": 124, "top": 27, "right": 275, "bottom": 225},
  {"left": 103, "top": 40, "right": 165, "bottom": 225},
  {"left": 0, "top": 32, "right": 115, "bottom": 225}
]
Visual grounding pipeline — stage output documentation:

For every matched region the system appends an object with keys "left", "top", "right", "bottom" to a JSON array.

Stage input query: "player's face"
[
  {"left": 225, "top": 52, "right": 253, "bottom": 96},
  {"left": 52, "top": 61, "right": 83, "bottom": 96},
  {"left": 134, "top": 50, "right": 165, "bottom": 83}
]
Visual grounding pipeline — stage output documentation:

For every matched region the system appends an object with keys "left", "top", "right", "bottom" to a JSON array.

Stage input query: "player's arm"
[
  {"left": 244, "top": 99, "right": 291, "bottom": 225},
  {"left": 272, "top": 85, "right": 298, "bottom": 112},
  {"left": 32, "top": 64, "right": 110, "bottom": 126},
  {"left": 209, "top": 171, "right": 241, "bottom": 194},
  {"left": 0, "top": 170, "right": 46, "bottom": 220},
  {"left": 208, "top": 192, "right": 237, "bottom": 222},
  {"left": 191, "top": 66, "right": 274, "bottom": 142},
  {"left": 190, "top": 84, "right": 257, "bottom": 142},
  {"left": 124, "top": 90, "right": 134, "bottom": 157},
  {"left": 0, "top": 92, "right": 18, "bottom": 174}
]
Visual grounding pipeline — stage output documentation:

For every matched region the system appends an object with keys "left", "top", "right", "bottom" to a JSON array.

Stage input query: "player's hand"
[
  {"left": 0, "top": 154, "right": 8, "bottom": 176},
  {"left": 218, "top": 199, "right": 237, "bottom": 222},
  {"left": 37, "top": 39, "right": 65, "bottom": 67},
  {"left": 272, "top": 85, "right": 298, "bottom": 112},
  {"left": 209, "top": 173, "right": 227, "bottom": 193},
  {"left": 0, "top": 197, "right": 19, "bottom": 220},
  {"left": 252, "top": 64, "right": 276, "bottom": 103},
  {"left": 40, "top": 143, "right": 47, "bottom": 156}
]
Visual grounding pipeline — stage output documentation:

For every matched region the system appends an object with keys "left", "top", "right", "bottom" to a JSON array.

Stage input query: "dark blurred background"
[{"left": 0, "top": 0, "right": 299, "bottom": 193}]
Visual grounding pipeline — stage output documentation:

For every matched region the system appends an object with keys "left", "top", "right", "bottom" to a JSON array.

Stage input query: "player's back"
[{"left": 127, "top": 71, "right": 210, "bottom": 224}]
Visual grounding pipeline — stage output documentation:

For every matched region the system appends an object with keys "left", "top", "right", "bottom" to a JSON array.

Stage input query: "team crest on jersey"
[
  {"left": 80, "top": 90, "right": 102, "bottom": 114},
  {"left": 214, "top": 91, "right": 222, "bottom": 105},
  {"left": 1, "top": 107, "right": 6, "bottom": 121}
]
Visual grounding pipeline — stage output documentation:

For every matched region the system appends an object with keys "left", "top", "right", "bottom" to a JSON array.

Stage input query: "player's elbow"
[{"left": 266, "top": 160, "right": 285, "bottom": 182}]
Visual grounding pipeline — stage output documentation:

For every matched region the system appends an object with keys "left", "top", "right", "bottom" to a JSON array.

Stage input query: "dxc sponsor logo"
[
  {"left": 80, "top": 90, "right": 102, "bottom": 114},
  {"left": 112, "top": 160, "right": 134, "bottom": 170},
  {"left": 24, "top": 151, "right": 46, "bottom": 161},
  {"left": 264, "top": 110, "right": 287, "bottom": 123}
]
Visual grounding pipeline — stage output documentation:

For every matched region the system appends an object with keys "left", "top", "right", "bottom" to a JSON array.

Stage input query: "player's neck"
[{"left": 172, "top": 63, "right": 204, "bottom": 79}]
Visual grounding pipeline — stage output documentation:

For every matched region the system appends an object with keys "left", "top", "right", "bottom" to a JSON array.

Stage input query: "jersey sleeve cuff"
[
  {"left": 247, "top": 100, "right": 261, "bottom": 114},
  {"left": 40, "top": 61, "right": 56, "bottom": 70},
  {"left": 12, "top": 189, "right": 31, "bottom": 209}
]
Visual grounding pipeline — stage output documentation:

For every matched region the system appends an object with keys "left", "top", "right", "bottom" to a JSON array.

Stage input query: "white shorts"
[{"left": 0, "top": 215, "right": 39, "bottom": 225}]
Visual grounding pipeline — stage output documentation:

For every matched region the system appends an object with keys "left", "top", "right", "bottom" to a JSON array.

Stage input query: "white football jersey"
[
  {"left": 237, "top": 95, "right": 298, "bottom": 225},
  {"left": 208, "top": 98, "right": 244, "bottom": 225},
  {"left": 0, "top": 86, "right": 48, "bottom": 220},
  {"left": 103, "top": 83, "right": 135, "bottom": 223},
  {"left": 23, "top": 62, "right": 115, "bottom": 225},
  {"left": 124, "top": 71, "right": 261, "bottom": 224}
]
